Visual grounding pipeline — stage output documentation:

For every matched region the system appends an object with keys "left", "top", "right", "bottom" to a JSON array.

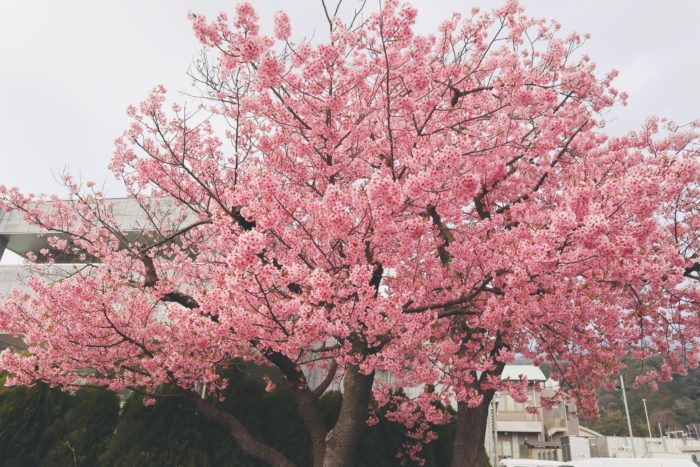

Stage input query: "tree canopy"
[{"left": 0, "top": 1, "right": 698, "bottom": 466}]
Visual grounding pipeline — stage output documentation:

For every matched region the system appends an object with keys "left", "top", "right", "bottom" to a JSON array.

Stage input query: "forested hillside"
[{"left": 584, "top": 362, "right": 700, "bottom": 437}]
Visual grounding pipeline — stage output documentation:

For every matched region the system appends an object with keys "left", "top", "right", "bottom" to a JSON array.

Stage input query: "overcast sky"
[{"left": 0, "top": 0, "right": 698, "bottom": 197}]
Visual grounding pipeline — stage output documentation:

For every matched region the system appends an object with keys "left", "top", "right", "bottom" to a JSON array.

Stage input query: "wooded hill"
[{"left": 583, "top": 361, "right": 700, "bottom": 437}]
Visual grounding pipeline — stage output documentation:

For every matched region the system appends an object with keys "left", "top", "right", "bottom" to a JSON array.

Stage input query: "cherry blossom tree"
[{"left": 1, "top": 1, "right": 698, "bottom": 466}]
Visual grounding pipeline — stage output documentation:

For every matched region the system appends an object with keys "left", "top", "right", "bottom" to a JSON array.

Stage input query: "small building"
[
  {"left": 561, "top": 435, "right": 592, "bottom": 461},
  {"left": 488, "top": 365, "right": 583, "bottom": 465}
]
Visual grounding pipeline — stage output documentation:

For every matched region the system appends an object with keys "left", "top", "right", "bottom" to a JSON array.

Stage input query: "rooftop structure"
[
  {"left": 0, "top": 198, "right": 196, "bottom": 264},
  {"left": 501, "top": 365, "right": 547, "bottom": 383}
]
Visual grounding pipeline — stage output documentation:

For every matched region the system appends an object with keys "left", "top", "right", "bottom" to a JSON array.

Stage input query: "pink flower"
[{"left": 273, "top": 11, "right": 291, "bottom": 41}]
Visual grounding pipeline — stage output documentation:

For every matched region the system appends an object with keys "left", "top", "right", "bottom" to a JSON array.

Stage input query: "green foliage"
[
  {"left": 214, "top": 368, "right": 313, "bottom": 466},
  {"left": 101, "top": 366, "right": 315, "bottom": 467},
  {"left": 0, "top": 374, "right": 119, "bottom": 467},
  {"left": 585, "top": 361, "right": 700, "bottom": 437},
  {"left": 100, "top": 388, "right": 253, "bottom": 467},
  {"left": 589, "top": 402, "right": 636, "bottom": 436},
  {"left": 101, "top": 365, "right": 458, "bottom": 467},
  {"left": 0, "top": 380, "right": 66, "bottom": 467},
  {"left": 0, "top": 366, "right": 470, "bottom": 466},
  {"left": 41, "top": 387, "right": 120, "bottom": 467}
]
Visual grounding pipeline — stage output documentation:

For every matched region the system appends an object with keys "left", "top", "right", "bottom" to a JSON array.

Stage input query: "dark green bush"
[
  {"left": 1, "top": 366, "right": 465, "bottom": 466},
  {"left": 0, "top": 374, "right": 119, "bottom": 467}
]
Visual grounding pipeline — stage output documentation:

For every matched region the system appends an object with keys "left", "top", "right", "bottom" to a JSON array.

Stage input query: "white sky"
[{"left": 0, "top": 0, "right": 698, "bottom": 196}]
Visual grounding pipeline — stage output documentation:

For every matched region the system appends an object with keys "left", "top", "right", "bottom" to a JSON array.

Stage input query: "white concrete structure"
[
  {"left": 0, "top": 198, "right": 195, "bottom": 348},
  {"left": 489, "top": 365, "right": 584, "bottom": 465},
  {"left": 561, "top": 436, "right": 592, "bottom": 462},
  {"left": 497, "top": 460, "right": 562, "bottom": 467},
  {"left": 0, "top": 198, "right": 196, "bottom": 264},
  {"left": 591, "top": 436, "right": 700, "bottom": 462},
  {"left": 557, "top": 458, "right": 697, "bottom": 467}
]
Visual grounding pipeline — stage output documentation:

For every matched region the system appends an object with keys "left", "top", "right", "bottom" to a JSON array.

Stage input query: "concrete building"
[
  {"left": 0, "top": 198, "right": 196, "bottom": 346},
  {"left": 487, "top": 365, "right": 584, "bottom": 465},
  {"left": 0, "top": 198, "right": 195, "bottom": 262},
  {"left": 493, "top": 365, "right": 549, "bottom": 461},
  {"left": 581, "top": 434, "right": 700, "bottom": 461},
  {"left": 484, "top": 366, "right": 700, "bottom": 464},
  {"left": 1, "top": 200, "right": 139, "bottom": 349}
]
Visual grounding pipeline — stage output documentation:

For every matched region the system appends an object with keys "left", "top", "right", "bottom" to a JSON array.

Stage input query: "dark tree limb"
[
  {"left": 312, "top": 360, "right": 338, "bottom": 398},
  {"left": 426, "top": 204, "right": 454, "bottom": 267},
  {"left": 190, "top": 392, "right": 296, "bottom": 467},
  {"left": 450, "top": 85, "right": 494, "bottom": 107}
]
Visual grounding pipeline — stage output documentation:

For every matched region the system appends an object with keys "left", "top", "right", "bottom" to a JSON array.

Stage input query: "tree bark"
[
  {"left": 293, "top": 388, "right": 328, "bottom": 467},
  {"left": 451, "top": 337, "right": 507, "bottom": 466},
  {"left": 263, "top": 350, "right": 330, "bottom": 467},
  {"left": 191, "top": 393, "right": 296, "bottom": 467},
  {"left": 450, "top": 398, "right": 493, "bottom": 467},
  {"left": 322, "top": 365, "right": 375, "bottom": 467}
]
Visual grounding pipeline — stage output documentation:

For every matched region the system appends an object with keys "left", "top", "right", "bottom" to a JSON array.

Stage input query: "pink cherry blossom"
[{"left": 1, "top": 2, "right": 698, "bottom": 467}]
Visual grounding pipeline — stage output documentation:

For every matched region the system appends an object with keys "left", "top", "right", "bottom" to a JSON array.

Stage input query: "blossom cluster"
[{"left": 0, "top": 1, "right": 698, "bottom": 463}]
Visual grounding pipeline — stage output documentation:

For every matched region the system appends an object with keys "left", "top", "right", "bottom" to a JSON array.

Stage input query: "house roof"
[
  {"left": 0, "top": 198, "right": 197, "bottom": 263},
  {"left": 578, "top": 426, "right": 605, "bottom": 438},
  {"left": 500, "top": 364, "right": 547, "bottom": 382}
]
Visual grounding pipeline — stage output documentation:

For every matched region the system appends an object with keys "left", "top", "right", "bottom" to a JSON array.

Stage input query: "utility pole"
[
  {"left": 619, "top": 374, "right": 638, "bottom": 457},
  {"left": 642, "top": 399, "right": 653, "bottom": 438},
  {"left": 492, "top": 393, "right": 500, "bottom": 465}
]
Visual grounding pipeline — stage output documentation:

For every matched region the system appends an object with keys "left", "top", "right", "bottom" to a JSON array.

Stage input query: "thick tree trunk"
[
  {"left": 191, "top": 394, "right": 296, "bottom": 467},
  {"left": 293, "top": 388, "right": 328, "bottom": 467},
  {"left": 322, "top": 365, "right": 375, "bottom": 467},
  {"left": 450, "top": 397, "right": 492, "bottom": 467},
  {"left": 451, "top": 337, "right": 507, "bottom": 466},
  {"left": 263, "top": 350, "right": 330, "bottom": 467}
]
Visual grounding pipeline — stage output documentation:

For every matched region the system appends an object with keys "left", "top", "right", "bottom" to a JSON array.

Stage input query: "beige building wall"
[{"left": 491, "top": 368, "right": 582, "bottom": 463}]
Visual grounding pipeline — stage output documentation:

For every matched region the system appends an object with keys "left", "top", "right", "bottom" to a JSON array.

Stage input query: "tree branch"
[
  {"left": 426, "top": 204, "right": 454, "bottom": 267},
  {"left": 140, "top": 219, "right": 211, "bottom": 254},
  {"left": 450, "top": 85, "right": 494, "bottom": 107},
  {"left": 312, "top": 360, "right": 338, "bottom": 398},
  {"left": 190, "top": 392, "right": 296, "bottom": 467}
]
